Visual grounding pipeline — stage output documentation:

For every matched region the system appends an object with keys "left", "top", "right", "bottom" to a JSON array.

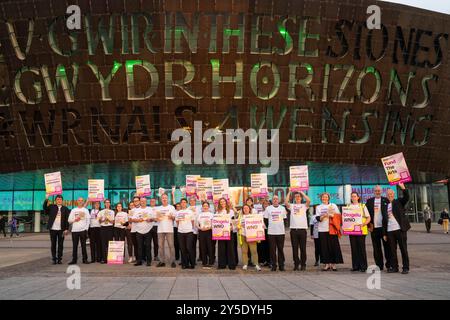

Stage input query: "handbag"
[{"left": 438, "top": 218, "right": 443, "bottom": 225}]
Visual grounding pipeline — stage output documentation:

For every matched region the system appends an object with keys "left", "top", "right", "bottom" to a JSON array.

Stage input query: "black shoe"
[
  {"left": 68, "top": 261, "right": 77, "bottom": 265},
  {"left": 134, "top": 262, "right": 142, "bottom": 266},
  {"left": 401, "top": 269, "right": 409, "bottom": 274},
  {"left": 97, "top": 259, "right": 102, "bottom": 263},
  {"left": 229, "top": 266, "right": 236, "bottom": 270},
  {"left": 189, "top": 266, "right": 195, "bottom": 269},
  {"left": 293, "top": 265, "right": 299, "bottom": 271},
  {"left": 182, "top": 265, "right": 187, "bottom": 269},
  {"left": 100, "top": 261, "right": 106, "bottom": 264},
  {"left": 360, "top": 269, "right": 367, "bottom": 272},
  {"left": 279, "top": 266, "right": 285, "bottom": 272},
  {"left": 351, "top": 268, "right": 360, "bottom": 272},
  {"left": 314, "top": 262, "right": 319, "bottom": 267},
  {"left": 218, "top": 266, "right": 226, "bottom": 270},
  {"left": 82, "top": 260, "right": 90, "bottom": 264},
  {"left": 146, "top": 262, "right": 151, "bottom": 266},
  {"left": 171, "top": 262, "right": 176, "bottom": 268},
  {"left": 300, "top": 265, "right": 306, "bottom": 271},
  {"left": 57, "top": 260, "right": 62, "bottom": 265},
  {"left": 387, "top": 268, "right": 399, "bottom": 273},
  {"left": 157, "top": 262, "right": 165, "bottom": 267},
  {"left": 52, "top": 260, "right": 57, "bottom": 265},
  {"left": 271, "top": 266, "right": 277, "bottom": 271}
]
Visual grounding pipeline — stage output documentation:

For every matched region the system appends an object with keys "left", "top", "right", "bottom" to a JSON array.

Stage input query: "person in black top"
[
  {"left": 44, "top": 195, "right": 70, "bottom": 264},
  {"left": 385, "top": 183, "right": 410, "bottom": 274},
  {"left": 440, "top": 208, "right": 449, "bottom": 234},
  {"left": 365, "top": 185, "right": 391, "bottom": 271},
  {"left": 0, "top": 215, "right": 6, "bottom": 237}
]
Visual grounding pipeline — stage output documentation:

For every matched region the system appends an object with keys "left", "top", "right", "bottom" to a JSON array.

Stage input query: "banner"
[
  {"left": 381, "top": 152, "right": 412, "bottom": 186},
  {"left": 135, "top": 175, "right": 151, "bottom": 196},
  {"left": 197, "top": 177, "right": 213, "bottom": 201},
  {"left": 212, "top": 179, "right": 229, "bottom": 204},
  {"left": 88, "top": 179, "right": 104, "bottom": 201},
  {"left": 212, "top": 214, "right": 231, "bottom": 240},
  {"left": 250, "top": 173, "right": 268, "bottom": 197},
  {"left": 186, "top": 175, "right": 200, "bottom": 197},
  {"left": 289, "top": 165, "right": 309, "bottom": 191},
  {"left": 44, "top": 171, "right": 62, "bottom": 196},
  {"left": 243, "top": 214, "right": 265, "bottom": 242},
  {"left": 342, "top": 206, "right": 364, "bottom": 235},
  {"left": 107, "top": 241, "right": 125, "bottom": 264}
]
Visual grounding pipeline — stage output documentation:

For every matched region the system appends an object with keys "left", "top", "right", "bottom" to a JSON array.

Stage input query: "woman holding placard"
[
  {"left": 238, "top": 204, "right": 262, "bottom": 271},
  {"left": 216, "top": 198, "right": 236, "bottom": 270},
  {"left": 126, "top": 201, "right": 136, "bottom": 263},
  {"left": 315, "top": 193, "right": 343, "bottom": 271},
  {"left": 347, "top": 192, "right": 371, "bottom": 272},
  {"left": 197, "top": 202, "right": 214, "bottom": 268},
  {"left": 88, "top": 201, "right": 102, "bottom": 263},
  {"left": 176, "top": 198, "right": 196, "bottom": 269},
  {"left": 114, "top": 203, "right": 128, "bottom": 242},
  {"left": 97, "top": 199, "right": 115, "bottom": 264}
]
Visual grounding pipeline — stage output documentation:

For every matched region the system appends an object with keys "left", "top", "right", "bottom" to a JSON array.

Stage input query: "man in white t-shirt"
[
  {"left": 263, "top": 195, "right": 287, "bottom": 271},
  {"left": 131, "top": 197, "right": 155, "bottom": 266},
  {"left": 149, "top": 198, "right": 159, "bottom": 261},
  {"left": 155, "top": 194, "right": 177, "bottom": 268},
  {"left": 68, "top": 197, "right": 91, "bottom": 265},
  {"left": 285, "top": 189, "right": 311, "bottom": 271}
]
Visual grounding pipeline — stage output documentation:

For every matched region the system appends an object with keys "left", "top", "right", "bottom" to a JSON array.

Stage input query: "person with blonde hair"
[{"left": 238, "top": 204, "right": 261, "bottom": 271}]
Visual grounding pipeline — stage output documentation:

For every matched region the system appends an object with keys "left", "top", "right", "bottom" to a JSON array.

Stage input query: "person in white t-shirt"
[
  {"left": 68, "top": 197, "right": 91, "bottom": 265},
  {"left": 125, "top": 201, "right": 136, "bottom": 263},
  {"left": 197, "top": 201, "right": 214, "bottom": 268},
  {"left": 87, "top": 201, "right": 102, "bottom": 263},
  {"left": 127, "top": 197, "right": 141, "bottom": 263},
  {"left": 314, "top": 193, "right": 343, "bottom": 271},
  {"left": 216, "top": 198, "right": 237, "bottom": 270},
  {"left": 130, "top": 197, "right": 155, "bottom": 266},
  {"left": 97, "top": 199, "right": 115, "bottom": 264},
  {"left": 113, "top": 203, "right": 128, "bottom": 242},
  {"left": 176, "top": 198, "right": 196, "bottom": 269},
  {"left": 263, "top": 195, "right": 287, "bottom": 271},
  {"left": 285, "top": 189, "right": 311, "bottom": 271},
  {"left": 188, "top": 196, "right": 200, "bottom": 265},
  {"left": 155, "top": 194, "right": 177, "bottom": 268},
  {"left": 347, "top": 192, "right": 371, "bottom": 272},
  {"left": 149, "top": 198, "right": 159, "bottom": 262},
  {"left": 238, "top": 204, "right": 262, "bottom": 271}
]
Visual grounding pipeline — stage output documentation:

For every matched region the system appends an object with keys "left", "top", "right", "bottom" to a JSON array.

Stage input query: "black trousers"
[
  {"left": 371, "top": 227, "right": 391, "bottom": 270},
  {"left": 130, "top": 232, "right": 138, "bottom": 258},
  {"left": 425, "top": 219, "right": 431, "bottom": 233},
  {"left": 313, "top": 238, "right": 321, "bottom": 263},
  {"left": 72, "top": 230, "right": 88, "bottom": 262},
  {"left": 290, "top": 229, "right": 307, "bottom": 267},
  {"left": 0, "top": 225, "right": 6, "bottom": 237},
  {"left": 257, "top": 232, "right": 270, "bottom": 264},
  {"left": 88, "top": 227, "right": 102, "bottom": 262},
  {"left": 388, "top": 230, "right": 409, "bottom": 270},
  {"left": 136, "top": 231, "right": 152, "bottom": 264},
  {"left": 232, "top": 232, "right": 239, "bottom": 265},
  {"left": 178, "top": 232, "right": 195, "bottom": 267},
  {"left": 191, "top": 233, "right": 198, "bottom": 264},
  {"left": 173, "top": 227, "right": 180, "bottom": 260},
  {"left": 113, "top": 227, "right": 126, "bottom": 241},
  {"left": 125, "top": 229, "right": 134, "bottom": 258},
  {"left": 218, "top": 237, "right": 236, "bottom": 269},
  {"left": 100, "top": 226, "right": 114, "bottom": 262},
  {"left": 50, "top": 229, "right": 64, "bottom": 261},
  {"left": 150, "top": 226, "right": 159, "bottom": 258},
  {"left": 349, "top": 235, "right": 368, "bottom": 270},
  {"left": 268, "top": 234, "right": 285, "bottom": 267},
  {"left": 199, "top": 230, "right": 214, "bottom": 265}
]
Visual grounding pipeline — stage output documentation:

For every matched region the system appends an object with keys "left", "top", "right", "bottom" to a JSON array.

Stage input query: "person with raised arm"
[{"left": 264, "top": 195, "right": 288, "bottom": 271}]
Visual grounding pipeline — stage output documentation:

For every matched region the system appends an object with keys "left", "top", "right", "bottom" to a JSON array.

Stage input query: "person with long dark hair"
[
  {"left": 216, "top": 197, "right": 236, "bottom": 270},
  {"left": 113, "top": 203, "right": 128, "bottom": 242},
  {"left": 88, "top": 201, "right": 102, "bottom": 263},
  {"left": 315, "top": 193, "right": 343, "bottom": 271},
  {"left": 197, "top": 201, "right": 214, "bottom": 268},
  {"left": 347, "top": 192, "right": 371, "bottom": 272}
]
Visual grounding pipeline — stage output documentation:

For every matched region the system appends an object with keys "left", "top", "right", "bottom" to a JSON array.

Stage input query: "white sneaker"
[
  {"left": 128, "top": 257, "right": 133, "bottom": 263},
  {"left": 242, "top": 265, "right": 248, "bottom": 270},
  {"left": 255, "top": 265, "right": 261, "bottom": 271}
]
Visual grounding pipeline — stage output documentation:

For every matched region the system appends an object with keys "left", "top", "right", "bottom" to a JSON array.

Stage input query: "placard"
[
  {"left": 381, "top": 152, "right": 412, "bottom": 186},
  {"left": 197, "top": 177, "right": 213, "bottom": 201},
  {"left": 88, "top": 179, "right": 104, "bottom": 201},
  {"left": 289, "top": 165, "right": 309, "bottom": 191},
  {"left": 107, "top": 241, "right": 125, "bottom": 264},
  {"left": 250, "top": 173, "right": 268, "bottom": 197},
  {"left": 212, "top": 179, "right": 229, "bottom": 204},
  {"left": 243, "top": 214, "right": 265, "bottom": 242},
  {"left": 212, "top": 214, "right": 231, "bottom": 240},
  {"left": 44, "top": 171, "right": 62, "bottom": 196},
  {"left": 186, "top": 175, "right": 200, "bottom": 197},
  {"left": 342, "top": 206, "right": 364, "bottom": 235},
  {"left": 135, "top": 175, "right": 151, "bottom": 196}
]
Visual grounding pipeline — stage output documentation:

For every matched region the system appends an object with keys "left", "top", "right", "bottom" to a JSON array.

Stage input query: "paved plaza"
[{"left": 1, "top": 224, "right": 450, "bottom": 300}]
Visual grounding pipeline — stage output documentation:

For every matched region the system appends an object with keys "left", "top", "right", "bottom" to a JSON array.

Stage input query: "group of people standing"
[{"left": 43, "top": 183, "right": 412, "bottom": 274}]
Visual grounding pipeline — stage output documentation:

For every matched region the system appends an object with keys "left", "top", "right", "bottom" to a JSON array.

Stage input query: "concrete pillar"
[
  {"left": 421, "top": 185, "right": 429, "bottom": 209},
  {"left": 7, "top": 211, "right": 12, "bottom": 222},
  {"left": 344, "top": 184, "right": 352, "bottom": 205},
  {"left": 34, "top": 211, "right": 41, "bottom": 233}
]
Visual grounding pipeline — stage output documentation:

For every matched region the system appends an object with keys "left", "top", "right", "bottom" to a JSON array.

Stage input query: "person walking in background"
[
  {"left": 440, "top": 208, "right": 449, "bottom": 234},
  {"left": 0, "top": 215, "right": 7, "bottom": 237},
  {"left": 68, "top": 197, "right": 90, "bottom": 265},
  {"left": 315, "top": 193, "right": 343, "bottom": 271},
  {"left": 366, "top": 185, "right": 391, "bottom": 271},
  {"left": 44, "top": 194, "right": 70, "bottom": 264},
  {"left": 88, "top": 201, "right": 102, "bottom": 263},
  {"left": 97, "top": 199, "right": 115, "bottom": 264},
  {"left": 386, "top": 183, "right": 411, "bottom": 274},
  {"left": 8, "top": 215, "right": 19, "bottom": 237},
  {"left": 423, "top": 205, "right": 433, "bottom": 233},
  {"left": 284, "top": 189, "right": 311, "bottom": 271}
]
